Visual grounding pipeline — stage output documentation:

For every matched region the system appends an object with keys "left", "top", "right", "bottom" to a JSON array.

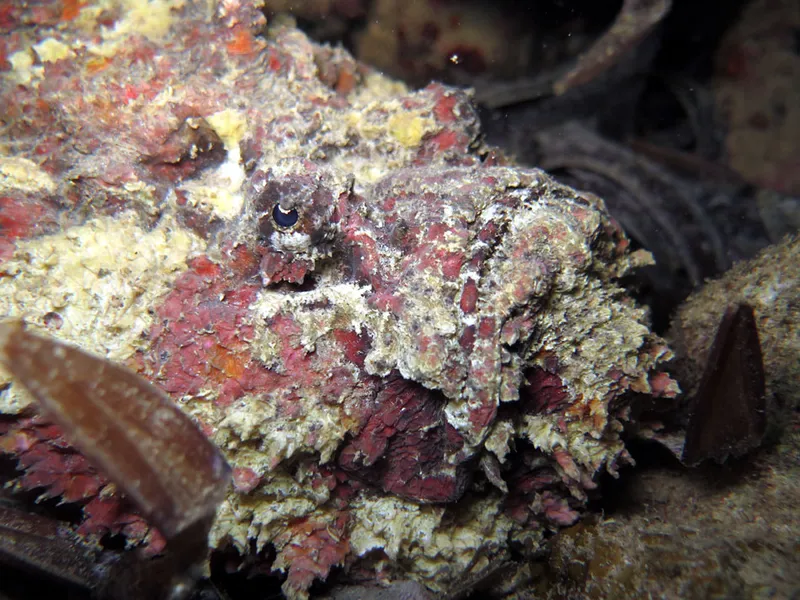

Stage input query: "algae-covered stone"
[{"left": 669, "top": 235, "right": 799, "bottom": 410}]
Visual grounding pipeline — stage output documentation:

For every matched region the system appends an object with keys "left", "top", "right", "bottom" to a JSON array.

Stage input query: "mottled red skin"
[
  {"left": 502, "top": 447, "right": 581, "bottom": 528},
  {"left": 275, "top": 512, "right": 351, "bottom": 593},
  {"left": 415, "top": 85, "right": 479, "bottom": 163},
  {"left": 0, "top": 415, "right": 166, "bottom": 555},
  {"left": 520, "top": 368, "right": 571, "bottom": 415},
  {"left": 0, "top": 1, "right": 490, "bottom": 591},
  {"left": 0, "top": 194, "right": 58, "bottom": 262},
  {"left": 338, "top": 375, "right": 468, "bottom": 503},
  {"left": 0, "top": 2, "right": 677, "bottom": 595},
  {"left": 149, "top": 255, "right": 267, "bottom": 408},
  {"left": 131, "top": 163, "right": 608, "bottom": 515}
]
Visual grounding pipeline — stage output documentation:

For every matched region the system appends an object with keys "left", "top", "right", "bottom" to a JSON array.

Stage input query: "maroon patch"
[
  {"left": 339, "top": 374, "right": 468, "bottom": 503},
  {"left": 520, "top": 368, "right": 570, "bottom": 415},
  {"left": 332, "top": 328, "right": 371, "bottom": 368},
  {"left": 0, "top": 194, "right": 57, "bottom": 261},
  {"left": 260, "top": 252, "right": 311, "bottom": 284},
  {"left": 432, "top": 87, "right": 458, "bottom": 123},
  {"left": 459, "top": 325, "right": 476, "bottom": 352},
  {"left": 459, "top": 279, "right": 478, "bottom": 314}
]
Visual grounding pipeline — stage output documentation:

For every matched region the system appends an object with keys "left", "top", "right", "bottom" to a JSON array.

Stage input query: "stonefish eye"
[{"left": 272, "top": 203, "right": 299, "bottom": 228}]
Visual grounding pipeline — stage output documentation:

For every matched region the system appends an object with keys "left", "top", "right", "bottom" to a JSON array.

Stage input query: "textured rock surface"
[
  {"left": 714, "top": 0, "right": 800, "bottom": 195},
  {"left": 535, "top": 415, "right": 800, "bottom": 600},
  {"left": 669, "top": 235, "right": 799, "bottom": 413},
  {"left": 0, "top": 1, "right": 677, "bottom": 597}
]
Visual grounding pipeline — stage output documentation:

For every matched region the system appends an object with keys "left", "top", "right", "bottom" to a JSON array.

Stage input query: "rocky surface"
[
  {"left": 714, "top": 0, "right": 800, "bottom": 195},
  {"left": 669, "top": 235, "right": 799, "bottom": 417},
  {"left": 535, "top": 418, "right": 800, "bottom": 600}
]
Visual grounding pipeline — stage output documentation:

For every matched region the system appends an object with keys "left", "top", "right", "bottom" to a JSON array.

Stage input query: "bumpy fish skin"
[
  {"left": 0, "top": 1, "right": 677, "bottom": 597},
  {"left": 132, "top": 161, "right": 676, "bottom": 596}
]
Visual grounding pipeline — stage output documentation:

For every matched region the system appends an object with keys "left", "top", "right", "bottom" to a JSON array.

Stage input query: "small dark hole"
[{"left": 272, "top": 203, "right": 299, "bottom": 228}]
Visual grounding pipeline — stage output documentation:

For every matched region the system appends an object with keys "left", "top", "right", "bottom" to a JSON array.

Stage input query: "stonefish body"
[{"left": 0, "top": 2, "right": 676, "bottom": 598}]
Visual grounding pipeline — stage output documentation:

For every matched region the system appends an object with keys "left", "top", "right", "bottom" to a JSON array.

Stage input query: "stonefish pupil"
[{"left": 272, "top": 203, "right": 299, "bottom": 228}]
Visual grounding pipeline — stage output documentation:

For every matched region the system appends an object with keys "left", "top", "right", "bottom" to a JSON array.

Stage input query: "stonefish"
[{"left": 0, "top": 2, "right": 677, "bottom": 598}]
